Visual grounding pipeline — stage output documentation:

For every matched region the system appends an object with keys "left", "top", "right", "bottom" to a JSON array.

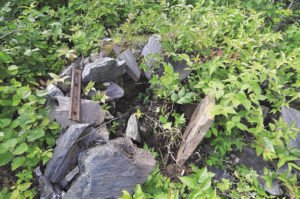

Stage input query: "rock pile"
[{"left": 39, "top": 39, "right": 163, "bottom": 199}]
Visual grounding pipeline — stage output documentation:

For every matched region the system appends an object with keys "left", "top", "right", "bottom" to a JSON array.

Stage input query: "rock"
[
  {"left": 105, "top": 82, "right": 124, "bottom": 101},
  {"left": 166, "top": 57, "right": 192, "bottom": 80},
  {"left": 258, "top": 177, "right": 283, "bottom": 196},
  {"left": 141, "top": 35, "right": 162, "bottom": 79},
  {"left": 49, "top": 96, "right": 105, "bottom": 129},
  {"left": 59, "top": 166, "right": 80, "bottom": 189},
  {"left": 39, "top": 176, "right": 61, "bottom": 199},
  {"left": 46, "top": 84, "right": 64, "bottom": 99},
  {"left": 125, "top": 114, "right": 141, "bottom": 142},
  {"left": 79, "top": 125, "right": 109, "bottom": 147},
  {"left": 119, "top": 49, "right": 141, "bottom": 81},
  {"left": 208, "top": 167, "right": 232, "bottom": 182},
  {"left": 113, "top": 45, "right": 122, "bottom": 56},
  {"left": 63, "top": 138, "right": 155, "bottom": 199},
  {"left": 105, "top": 111, "right": 114, "bottom": 120},
  {"left": 282, "top": 106, "right": 300, "bottom": 150},
  {"left": 59, "top": 58, "right": 83, "bottom": 78},
  {"left": 45, "top": 123, "right": 90, "bottom": 183},
  {"left": 235, "top": 147, "right": 270, "bottom": 174},
  {"left": 261, "top": 105, "right": 270, "bottom": 119},
  {"left": 82, "top": 57, "right": 126, "bottom": 83},
  {"left": 56, "top": 76, "right": 71, "bottom": 93}
]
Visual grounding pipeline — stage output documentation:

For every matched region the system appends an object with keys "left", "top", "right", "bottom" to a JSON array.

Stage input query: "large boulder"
[
  {"left": 63, "top": 138, "right": 156, "bottom": 199},
  {"left": 49, "top": 96, "right": 105, "bottom": 129},
  {"left": 82, "top": 57, "right": 126, "bottom": 83}
]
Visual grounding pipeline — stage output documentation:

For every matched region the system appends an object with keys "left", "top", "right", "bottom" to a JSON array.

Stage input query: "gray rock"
[
  {"left": 59, "top": 166, "right": 80, "bottom": 189},
  {"left": 125, "top": 114, "right": 141, "bottom": 142},
  {"left": 82, "top": 57, "right": 126, "bottom": 83},
  {"left": 46, "top": 84, "right": 64, "bottom": 98},
  {"left": 141, "top": 35, "right": 162, "bottom": 79},
  {"left": 258, "top": 177, "right": 283, "bottom": 196},
  {"left": 49, "top": 96, "right": 105, "bottom": 129},
  {"left": 208, "top": 167, "right": 232, "bottom": 182},
  {"left": 167, "top": 58, "right": 192, "bottom": 80},
  {"left": 235, "top": 146, "right": 270, "bottom": 174},
  {"left": 79, "top": 125, "right": 109, "bottom": 147},
  {"left": 56, "top": 76, "right": 71, "bottom": 93},
  {"left": 106, "top": 82, "right": 124, "bottom": 101},
  {"left": 282, "top": 106, "right": 300, "bottom": 150},
  {"left": 39, "top": 176, "right": 61, "bottom": 199},
  {"left": 63, "top": 138, "right": 156, "bottom": 199},
  {"left": 59, "top": 58, "right": 83, "bottom": 78},
  {"left": 45, "top": 124, "right": 89, "bottom": 183},
  {"left": 119, "top": 49, "right": 141, "bottom": 81}
]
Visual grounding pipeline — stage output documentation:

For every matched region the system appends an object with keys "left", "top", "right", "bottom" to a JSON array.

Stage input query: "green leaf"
[
  {"left": 120, "top": 191, "right": 132, "bottom": 199},
  {"left": 13, "top": 143, "right": 28, "bottom": 155},
  {"left": 0, "top": 152, "right": 13, "bottom": 166},
  {"left": 0, "top": 119, "right": 11, "bottom": 129},
  {"left": 179, "top": 176, "right": 197, "bottom": 189},
  {"left": 27, "top": 128, "right": 45, "bottom": 142},
  {"left": 0, "top": 51, "right": 13, "bottom": 63},
  {"left": 11, "top": 157, "right": 25, "bottom": 170}
]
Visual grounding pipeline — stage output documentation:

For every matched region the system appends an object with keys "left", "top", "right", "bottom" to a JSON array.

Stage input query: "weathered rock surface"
[
  {"left": 59, "top": 58, "right": 83, "bottom": 78},
  {"left": 39, "top": 176, "right": 58, "bottom": 199},
  {"left": 56, "top": 76, "right": 71, "bottom": 93},
  {"left": 63, "top": 138, "right": 156, "bottom": 199},
  {"left": 119, "top": 49, "right": 141, "bottom": 81},
  {"left": 166, "top": 58, "right": 192, "bottom": 80},
  {"left": 258, "top": 177, "right": 283, "bottom": 196},
  {"left": 125, "top": 114, "right": 141, "bottom": 142},
  {"left": 46, "top": 84, "right": 64, "bottom": 98},
  {"left": 49, "top": 96, "right": 105, "bottom": 129},
  {"left": 79, "top": 125, "right": 109, "bottom": 147},
  {"left": 282, "top": 106, "right": 300, "bottom": 150},
  {"left": 106, "top": 82, "right": 124, "bottom": 101},
  {"left": 45, "top": 124, "right": 90, "bottom": 183},
  {"left": 59, "top": 166, "right": 80, "bottom": 189},
  {"left": 141, "top": 35, "right": 162, "bottom": 79},
  {"left": 235, "top": 146, "right": 270, "bottom": 174},
  {"left": 82, "top": 57, "right": 126, "bottom": 83}
]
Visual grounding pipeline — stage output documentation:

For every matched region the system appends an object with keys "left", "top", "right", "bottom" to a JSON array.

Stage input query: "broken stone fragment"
[
  {"left": 281, "top": 106, "right": 300, "bottom": 150},
  {"left": 49, "top": 96, "right": 105, "bottom": 129},
  {"left": 165, "top": 57, "right": 192, "bottom": 80},
  {"left": 125, "top": 114, "right": 141, "bottom": 142},
  {"left": 105, "top": 82, "right": 124, "bottom": 101},
  {"left": 82, "top": 57, "right": 126, "bottom": 83},
  {"left": 258, "top": 177, "right": 283, "bottom": 196},
  {"left": 56, "top": 76, "right": 71, "bottom": 93},
  {"left": 63, "top": 138, "right": 156, "bottom": 199},
  {"left": 59, "top": 58, "right": 83, "bottom": 78},
  {"left": 141, "top": 35, "right": 162, "bottom": 79},
  {"left": 79, "top": 125, "right": 109, "bottom": 147},
  {"left": 119, "top": 49, "right": 141, "bottom": 81},
  {"left": 235, "top": 146, "right": 270, "bottom": 174},
  {"left": 46, "top": 84, "right": 64, "bottom": 99},
  {"left": 45, "top": 123, "right": 90, "bottom": 183},
  {"left": 59, "top": 166, "right": 80, "bottom": 189}
]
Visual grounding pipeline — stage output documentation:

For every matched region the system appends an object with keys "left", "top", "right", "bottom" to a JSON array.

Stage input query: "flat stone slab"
[
  {"left": 282, "top": 106, "right": 300, "bottom": 150},
  {"left": 82, "top": 57, "right": 126, "bottom": 83},
  {"left": 49, "top": 96, "right": 105, "bottom": 129},
  {"left": 141, "top": 35, "right": 162, "bottom": 79},
  {"left": 45, "top": 124, "right": 89, "bottom": 183},
  {"left": 235, "top": 146, "right": 270, "bottom": 174},
  {"left": 119, "top": 49, "right": 141, "bottom": 81},
  {"left": 63, "top": 138, "right": 156, "bottom": 199}
]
